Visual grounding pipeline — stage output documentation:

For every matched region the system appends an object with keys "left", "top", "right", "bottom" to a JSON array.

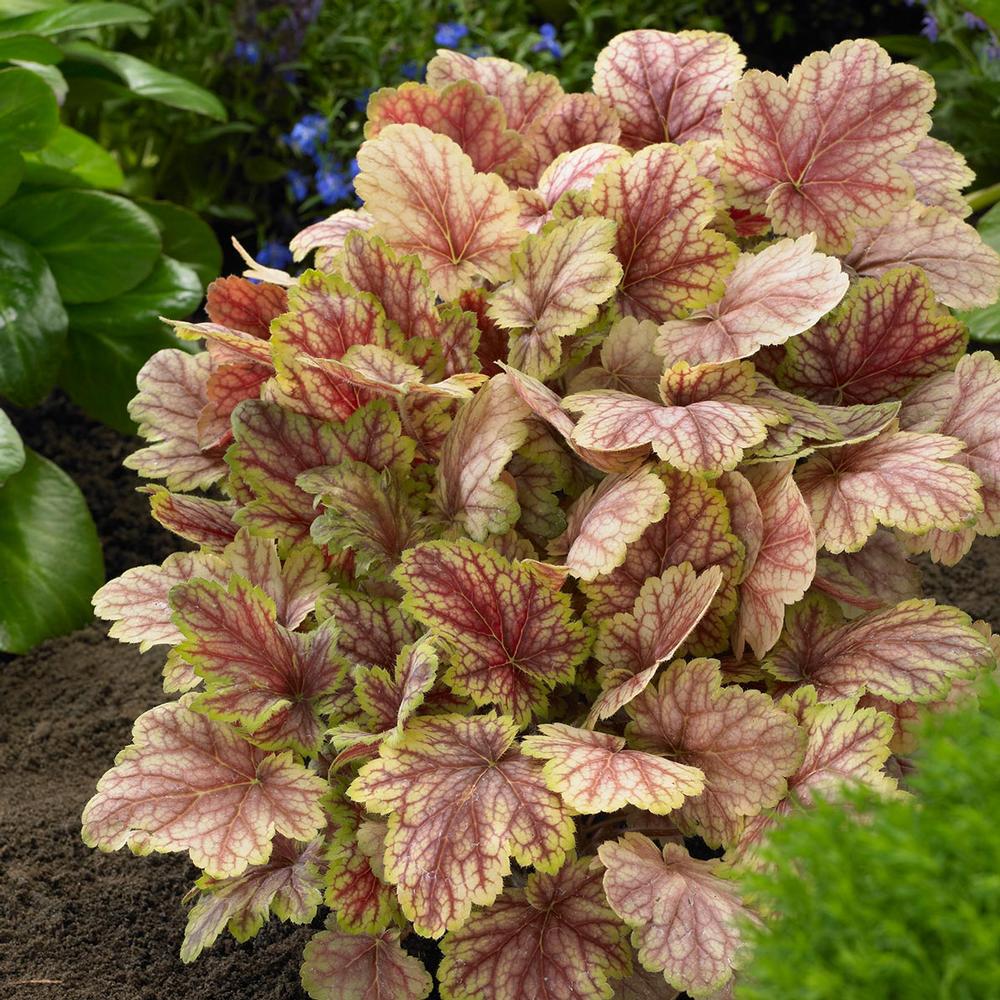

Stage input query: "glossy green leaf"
[
  {"left": 26, "top": 124, "right": 124, "bottom": 189},
  {"left": 0, "top": 410, "right": 25, "bottom": 485},
  {"left": 0, "top": 448, "right": 104, "bottom": 653},
  {"left": 137, "top": 199, "right": 221, "bottom": 288},
  {"left": 0, "top": 2, "right": 150, "bottom": 36},
  {"left": 0, "top": 147, "right": 23, "bottom": 205},
  {"left": 0, "top": 32, "right": 63, "bottom": 63},
  {"left": 0, "top": 189, "right": 160, "bottom": 303},
  {"left": 0, "top": 65, "right": 58, "bottom": 150},
  {"left": 0, "top": 227, "right": 67, "bottom": 405}
]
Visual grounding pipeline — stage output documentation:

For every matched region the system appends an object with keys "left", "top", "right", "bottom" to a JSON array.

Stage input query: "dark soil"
[{"left": 2, "top": 390, "right": 999, "bottom": 1000}]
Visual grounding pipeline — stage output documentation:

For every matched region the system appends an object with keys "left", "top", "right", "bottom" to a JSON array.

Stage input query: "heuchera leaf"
[
  {"left": 355, "top": 123, "right": 525, "bottom": 299},
  {"left": 593, "top": 30, "right": 745, "bottom": 148},
  {"left": 438, "top": 856, "right": 632, "bottom": 1000},
  {"left": 146, "top": 487, "right": 238, "bottom": 549},
  {"left": 205, "top": 276, "right": 288, "bottom": 339},
  {"left": 778, "top": 268, "right": 966, "bottom": 405},
  {"left": 181, "top": 836, "right": 324, "bottom": 962},
  {"left": 764, "top": 595, "right": 993, "bottom": 702},
  {"left": 348, "top": 713, "right": 575, "bottom": 937},
  {"left": 590, "top": 143, "right": 737, "bottom": 322},
  {"left": 569, "top": 317, "right": 664, "bottom": 400},
  {"left": 794, "top": 427, "right": 982, "bottom": 553},
  {"left": 522, "top": 724, "right": 704, "bottom": 814},
  {"left": 720, "top": 39, "right": 934, "bottom": 253},
  {"left": 816, "top": 529, "right": 921, "bottom": 610},
  {"left": 900, "top": 136, "right": 974, "bottom": 218},
  {"left": 82, "top": 697, "right": 327, "bottom": 879},
  {"left": 395, "top": 539, "right": 589, "bottom": 723},
  {"left": 626, "top": 658, "right": 804, "bottom": 847},
  {"left": 315, "top": 589, "right": 419, "bottom": 671},
  {"left": 599, "top": 833, "right": 750, "bottom": 998},
  {"left": 487, "top": 217, "right": 622, "bottom": 379},
  {"left": 656, "top": 235, "right": 849, "bottom": 365},
  {"left": 301, "top": 924, "right": 433, "bottom": 1000},
  {"left": 290, "top": 208, "right": 374, "bottom": 264},
  {"left": 565, "top": 361, "right": 783, "bottom": 474}
]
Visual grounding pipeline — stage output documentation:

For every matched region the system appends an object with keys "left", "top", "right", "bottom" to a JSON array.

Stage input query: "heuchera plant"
[{"left": 83, "top": 30, "right": 1000, "bottom": 1000}]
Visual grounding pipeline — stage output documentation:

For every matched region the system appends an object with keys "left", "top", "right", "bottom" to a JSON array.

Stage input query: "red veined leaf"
[
  {"left": 599, "top": 834, "right": 750, "bottom": 998},
  {"left": 395, "top": 539, "right": 589, "bottom": 723},
  {"left": 565, "top": 360, "right": 783, "bottom": 474},
  {"left": 82, "top": 697, "right": 327, "bottom": 879},
  {"left": 612, "top": 967, "right": 682, "bottom": 1000},
  {"left": 720, "top": 39, "right": 934, "bottom": 253},
  {"left": 587, "top": 562, "right": 724, "bottom": 726},
  {"left": 626, "top": 658, "right": 804, "bottom": 847},
  {"left": 487, "top": 217, "right": 622, "bottom": 379},
  {"left": 438, "top": 856, "right": 632, "bottom": 1000},
  {"left": 843, "top": 202, "right": 1000, "bottom": 309},
  {"left": 315, "top": 589, "right": 420, "bottom": 670},
  {"left": 583, "top": 468, "right": 744, "bottom": 655},
  {"left": 124, "top": 349, "right": 227, "bottom": 491},
  {"left": 301, "top": 924, "right": 433, "bottom": 1000},
  {"left": 199, "top": 361, "right": 272, "bottom": 449},
  {"left": 353, "top": 635, "right": 439, "bottom": 742},
  {"left": 170, "top": 319, "right": 274, "bottom": 366},
  {"left": 549, "top": 466, "right": 669, "bottom": 581},
  {"left": 794, "top": 427, "right": 982, "bottom": 553},
  {"left": 355, "top": 123, "right": 525, "bottom": 299},
  {"left": 348, "top": 713, "right": 575, "bottom": 937},
  {"left": 290, "top": 208, "right": 374, "bottom": 264},
  {"left": 590, "top": 143, "right": 737, "bottom": 322},
  {"left": 171, "top": 575, "right": 345, "bottom": 753},
  {"left": 433, "top": 374, "right": 531, "bottom": 540},
  {"left": 655, "top": 235, "right": 849, "bottom": 365},
  {"left": 817, "top": 530, "right": 921, "bottom": 610},
  {"left": 717, "top": 470, "right": 763, "bottom": 582},
  {"left": 181, "top": 836, "right": 324, "bottom": 962},
  {"left": 764, "top": 595, "right": 994, "bottom": 702},
  {"left": 205, "top": 276, "right": 288, "bottom": 339},
  {"left": 900, "top": 136, "right": 974, "bottom": 217},
  {"left": 366, "top": 80, "right": 524, "bottom": 175},
  {"left": 522, "top": 724, "right": 704, "bottom": 814},
  {"left": 569, "top": 317, "right": 664, "bottom": 400},
  {"left": 146, "top": 487, "right": 238, "bottom": 549},
  {"left": 593, "top": 30, "right": 745, "bottom": 149},
  {"left": 732, "top": 461, "right": 816, "bottom": 660},
  {"left": 510, "top": 422, "right": 573, "bottom": 542},
  {"left": 777, "top": 268, "right": 966, "bottom": 405}
]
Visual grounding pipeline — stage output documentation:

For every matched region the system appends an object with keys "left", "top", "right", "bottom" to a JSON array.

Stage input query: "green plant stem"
[{"left": 967, "top": 182, "right": 1000, "bottom": 214}]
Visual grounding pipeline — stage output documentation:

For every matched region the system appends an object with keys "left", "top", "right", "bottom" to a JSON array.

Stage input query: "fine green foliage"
[{"left": 739, "top": 678, "right": 1000, "bottom": 999}]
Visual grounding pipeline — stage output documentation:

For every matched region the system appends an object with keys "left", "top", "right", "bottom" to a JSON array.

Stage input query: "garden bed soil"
[{"left": 3, "top": 392, "right": 1000, "bottom": 1000}]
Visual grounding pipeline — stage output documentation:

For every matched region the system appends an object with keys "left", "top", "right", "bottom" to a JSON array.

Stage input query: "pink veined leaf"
[
  {"left": 301, "top": 924, "right": 433, "bottom": 1000},
  {"left": 656, "top": 235, "right": 849, "bottom": 365},
  {"left": 170, "top": 319, "right": 274, "bottom": 367},
  {"left": 794, "top": 426, "right": 982, "bottom": 553},
  {"left": 732, "top": 461, "right": 816, "bottom": 660},
  {"left": 899, "top": 351, "right": 1000, "bottom": 562},
  {"left": 171, "top": 576, "right": 346, "bottom": 754},
  {"left": 205, "top": 276, "right": 288, "bottom": 339},
  {"left": 290, "top": 208, "right": 374, "bottom": 264},
  {"left": 548, "top": 466, "right": 669, "bottom": 581},
  {"left": 433, "top": 373, "right": 532, "bottom": 541},
  {"left": 145, "top": 487, "right": 238, "bottom": 550},
  {"left": 181, "top": 836, "right": 324, "bottom": 963},
  {"left": 199, "top": 362, "right": 272, "bottom": 450},
  {"left": 395, "top": 538, "right": 589, "bottom": 723},
  {"left": 487, "top": 216, "right": 622, "bottom": 379},
  {"left": 438, "top": 856, "right": 632, "bottom": 1000},
  {"left": 626, "top": 658, "right": 804, "bottom": 848},
  {"left": 315, "top": 589, "right": 420, "bottom": 670},
  {"left": 355, "top": 123, "right": 525, "bottom": 299},
  {"left": 366, "top": 80, "right": 524, "bottom": 175},
  {"left": 565, "top": 360, "right": 784, "bottom": 474},
  {"left": 348, "top": 713, "right": 575, "bottom": 938},
  {"left": 509, "top": 421, "right": 573, "bottom": 542},
  {"left": 591, "top": 143, "right": 738, "bottom": 322},
  {"left": 764, "top": 595, "right": 994, "bottom": 703},
  {"left": 522, "top": 723, "right": 705, "bottom": 814},
  {"left": 124, "top": 349, "right": 227, "bottom": 491},
  {"left": 900, "top": 136, "right": 974, "bottom": 217},
  {"left": 587, "top": 562, "right": 724, "bottom": 726},
  {"left": 777, "top": 268, "right": 966, "bottom": 405},
  {"left": 816, "top": 529, "right": 921, "bottom": 611},
  {"left": 720, "top": 39, "right": 934, "bottom": 253},
  {"left": 81, "top": 697, "right": 327, "bottom": 879},
  {"left": 593, "top": 29, "right": 746, "bottom": 149},
  {"left": 583, "top": 468, "right": 745, "bottom": 655},
  {"left": 599, "top": 834, "right": 751, "bottom": 998},
  {"left": 716, "top": 471, "right": 763, "bottom": 583},
  {"left": 569, "top": 316, "right": 664, "bottom": 401},
  {"left": 843, "top": 202, "right": 1000, "bottom": 309}
]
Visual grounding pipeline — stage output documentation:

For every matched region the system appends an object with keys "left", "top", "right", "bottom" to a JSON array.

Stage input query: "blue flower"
[
  {"left": 316, "top": 163, "right": 353, "bottom": 205},
  {"left": 435, "top": 21, "right": 468, "bottom": 47},
  {"left": 258, "top": 240, "right": 292, "bottom": 269},
  {"left": 348, "top": 157, "right": 360, "bottom": 180},
  {"left": 287, "top": 169, "right": 310, "bottom": 202},
  {"left": 964, "top": 11, "right": 988, "bottom": 30},
  {"left": 286, "top": 113, "right": 329, "bottom": 157},
  {"left": 921, "top": 12, "right": 939, "bottom": 41},
  {"left": 233, "top": 39, "right": 260, "bottom": 65},
  {"left": 988, "top": 34, "right": 1000, "bottom": 59},
  {"left": 467, "top": 45, "right": 488, "bottom": 58},
  {"left": 532, "top": 23, "right": 563, "bottom": 59},
  {"left": 354, "top": 86, "right": 375, "bottom": 114},
  {"left": 401, "top": 60, "right": 425, "bottom": 80}
]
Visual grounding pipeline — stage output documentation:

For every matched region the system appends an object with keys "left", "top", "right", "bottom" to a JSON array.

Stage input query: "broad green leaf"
[
  {"left": 0, "top": 227, "right": 67, "bottom": 405},
  {"left": 0, "top": 2, "right": 151, "bottom": 36},
  {"left": 0, "top": 447, "right": 103, "bottom": 653},
  {"left": 963, "top": 202, "right": 1000, "bottom": 342},
  {"left": 0, "top": 33, "right": 63, "bottom": 63},
  {"left": 0, "top": 188, "right": 160, "bottom": 302},
  {"left": 0, "top": 410, "right": 25, "bottom": 485},
  {"left": 61, "top": 41, "right": 226, "bottom": 120},
  {"left": 17, "top": 58, "right": 66, "bottom": 102},
  {"left": 26, "top": 124, "right": 123, "bottom": 188},
  {"left": 137, "top": 198, "right": 221, "bottom": 287},
  {"left": 0, "top": 65, "right": 58, "bottom": 150},
  {"left": 0, "top": 146, "right": 23, "bottom": 205}
]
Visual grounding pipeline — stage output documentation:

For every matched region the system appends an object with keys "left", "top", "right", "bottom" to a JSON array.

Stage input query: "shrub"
[{"left": 84, "top": 30, "right": 1000, "bottom": 1000}]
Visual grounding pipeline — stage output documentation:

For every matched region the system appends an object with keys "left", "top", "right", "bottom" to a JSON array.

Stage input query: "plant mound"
[{"left": 84, "top": 29, "right": 1000, "bottom": 1000}]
